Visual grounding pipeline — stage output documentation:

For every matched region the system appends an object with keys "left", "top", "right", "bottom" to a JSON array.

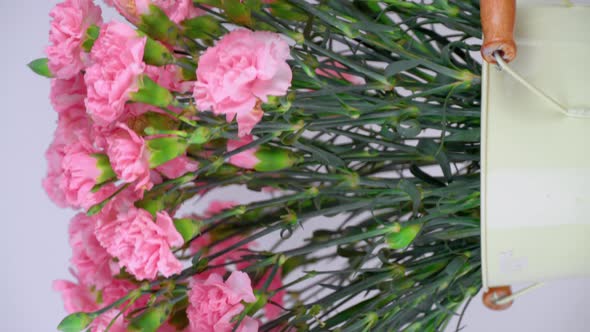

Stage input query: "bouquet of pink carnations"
[{"left": 31, "top": 0, "right": 483, "bottom": 331}]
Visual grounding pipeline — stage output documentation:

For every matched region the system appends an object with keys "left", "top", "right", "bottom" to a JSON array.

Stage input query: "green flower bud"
[
  {"left": 173, "top": 218, "right": 201, "bottom": 242},
  {"left": 143, "top": 36, "right": 175, "bottom": 66},
  {"left": 138, "top": 5, "right": 179, "bottom": 44},
  {"left": 57, "top": 312, "right": 94, "bottom": 332},
  {"left": 254, "top": 147, "right": 301, "bottom": 172},
  {"left": 27, "top": 58, "right": 53, "bottom": 78},
  {"left": 182, "top": 16, "right": 222, "bottom": 40},
  {"left": 147, "top": 136, "right": 188, "bottom": 168},
  {"left": 128, "top": 303, "right": 172, "bottom": 332},
  {"left": 385, "top": 224, "right": 421, "bottom": 250},
  {"left": 188, "top": 127, "right": 211, "bottom": 145},
  {"left": 130, "top": 75, "right": 174, "bottom": 108}
]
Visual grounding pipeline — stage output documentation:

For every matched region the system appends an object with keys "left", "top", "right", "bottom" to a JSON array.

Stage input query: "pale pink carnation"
[
  {"left": 205, "top": 201, "right": 238, "bottom": 218},
  {"left": 95, "top": 208, "right": 183, "bottom": 280},
  {"left": 46, "top": 0, "right": 103, "bottom": 79},
  {"left": 53, "top": 279, "right": 97, "bottom": 313},
  {"left": 105, "top": 124, "right": 152, "bottom": 191},
  {"left": 316, "top": 61, "right": 366, "bottom": 85},
  {"left": 54, "top": 106, "right": 95, "bottom": 150},
  {"left": 53, "top": 277, "right": 133, "bottom": 332},
  {"left": 194, "top": 29, "right": 292, "bottom": 136},
  {"left": 146, "top": 64, "right": 193, "bottom": 93},
  {"left": 106, "top": 0, "right": 203, "bottom": 24},
  {"left": 227, "top": 135, "right": 259, "bottom": 169},
  {"left": 50, "top": 73, "right": 87, "bottom": 113},
  {"left": 156, "top": 155, "right": 199, "bottom": 179},
  {"left": 69, "top": 213, "right": 117, "bottom": 288},
  {"left": 187, "top": 271, "right": 257, "bottom": 332},
  {"left": 43, "top": 142, "right": 115, "bottom": 209},
  {"left": 85, "top": 21, "right": 146, "bottom": 125}
]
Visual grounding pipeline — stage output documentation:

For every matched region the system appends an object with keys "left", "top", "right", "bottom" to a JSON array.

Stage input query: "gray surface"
[{"left": 0, "top": 1, "right": 589, "bottom": 331}]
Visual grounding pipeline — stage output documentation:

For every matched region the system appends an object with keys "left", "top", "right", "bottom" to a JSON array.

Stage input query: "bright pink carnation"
[
  {"left": 85, "top": 21, "right": 146, "bottom": 125},
  {"left": 227, "top": 135, "right": 260, "bottom": 169},
  {"left": 46, "top": 0, "right": 103, "bottom": 79},
  {"left": 106, "top": 0, "right": 203, "bottom": 24},
  {"left": 156, "top": 155, "right": 199, "bottom": 179},
  {"left": 105, "top": 124, "right": 152, "bottom": 191},
  {"left": 43, "top": 142, "right": 115, "bottom": 209},
  {"left": 50, "top": 73, "right": 87, "bottom": 113},
  {"left": 95, "top": 208, "right": 183, "bottom": 280},
  {"left": 187, "top": 271, "right": 257, "bottom": 332},
  {"left": 194, "top": 29, "right": 292, "bottom": 136},
  {"left": 69, "top": 213, "right": 117, "bottom": 288}
]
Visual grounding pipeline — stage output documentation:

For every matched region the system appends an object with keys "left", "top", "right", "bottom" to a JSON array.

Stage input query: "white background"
[{"left": 0, "top": 1, "right": 589, "bottom": 331}]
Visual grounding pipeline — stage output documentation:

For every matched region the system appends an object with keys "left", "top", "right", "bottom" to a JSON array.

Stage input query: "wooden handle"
[{"left": 480, "top": 0, "right": 517, "bottom": 63}]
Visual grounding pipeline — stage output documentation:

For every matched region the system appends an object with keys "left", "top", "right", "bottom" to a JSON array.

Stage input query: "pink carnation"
[
  {"left": 255, "top": 268, "right": 285, "bottom": 320},
  {"left": 105, "top": 124, "right": 152, "bottom": 191},
  {"left": 227, "top": 135, "right": 260, "bottom": 169},
  {"left": 205, "top": 201, "right": 238, "bottom": 218},
  {"left": 53, "top": 279, "right": 97, "bottom": 313},
  {"left": 316, "top": 61, "right": 366, "bottom": 85},
  {"left": 50, "top": 73, "right": 87, "bottom": 113},
  {"left": 156, "top": 155, "right": 199, "bottom": 179},
  {"left": 146, "top": 64, "right": 193, "bottom": 93},
  {"left": 194, "top": 29, "right": 292, "bottom": 136},
  {"left": 85, "top": 21, "right": 146, "bottom": 125},
  {"left": 107, "top": 0, "right": 203, "bottom": 24},
  {"left": 46, "top": 0, "right": 103, "bottom": 79},
  {"left": 95, "top": 208, "right": 183, "bottom": 280},
  {"left": 69, "top": 213, "right": 117, "bottom": 288},
  {"left": 54, "top": 104, "right": 95, "bottom": 150},
  {"left": 43, "top": 142, "right": 115, "bottom": 209},
  {"left": 187, "top": 271, "right": 257, "bottom": 332},
  {"left": 53, "top": 277, "right": 134, "bottom": 332}
]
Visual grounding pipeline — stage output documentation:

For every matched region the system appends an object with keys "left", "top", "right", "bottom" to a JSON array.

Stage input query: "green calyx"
[
  {"left": 138, "top": 5, "right": 179, "bottom": 44},
  {"left": 57, "top": 312, "right": 95, "bottom": 332},
  {"left": 131, "top": 75, "right": 174, "bottom": 108},
  {"left": 254, "top": 146, "right": 302, "bottom": 172},
  {"left": 82, "top": 25, "right": 100, "bottom": 53},
  {"left": 386, "top": 224, "right": 422, "bottom": 250},
  {"left": 27, "top": 58, "right": 53, "bottom": 78},
  {"left": 92, "top": 154, "right": 116, "bottom": 185}
]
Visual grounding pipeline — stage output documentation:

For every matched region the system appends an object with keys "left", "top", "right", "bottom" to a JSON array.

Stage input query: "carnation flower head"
[
  {"left": 43, "top": 142, "right": 115, "bottom": 210},
  {"left": 187, "top": 271, "right": 257, "bottom": 332},
  {"left": 46, "top": 0, "right": 103, "bottom": 79},
  {"left": 146, "top": 64, "right": 193, "bottom": 93},
  {"left": 105, "top": 123, "right": 152, "bottom": 191},
  {"left": 85, "top": 21, "right": 147, "bottom": 125},
  {"left": 194, "top": 29, "right": 292, "bottom": 136},
  {"left": 156, "top": 155, "right": 199, "bottom": 179},
  {"left": 106, "top": 0, "right": 204, "bottom": 24},
  {"left": 227, "top": 135, "right": 260, "bottom": 170},
  {"left": 69, "top": 213, "right": 117, "bottom": 288},
  {"left": 95, "top": 207, "right": 183, "bottom": 280},
  {"left": 50, "top": 73, "right": 87, "bottom": 113}
]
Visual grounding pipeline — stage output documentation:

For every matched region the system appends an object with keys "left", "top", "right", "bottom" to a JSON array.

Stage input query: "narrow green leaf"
[{"left": 384, "top": 60, "right": 421, "bottom": 78}]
